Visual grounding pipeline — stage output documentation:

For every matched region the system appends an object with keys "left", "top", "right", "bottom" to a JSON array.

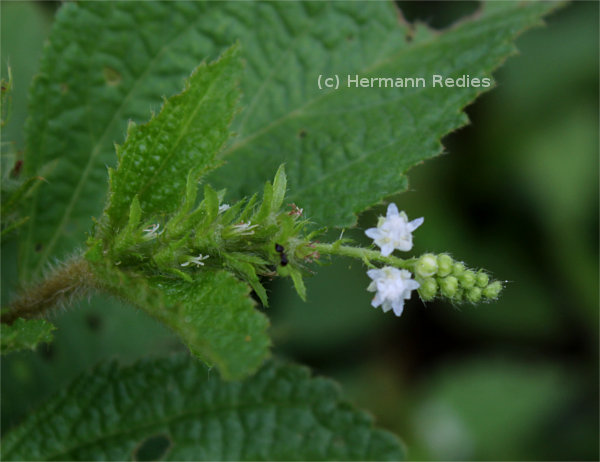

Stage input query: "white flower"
[
  {"left": 367, "top": 266, "right": 420, "bottom": 317},
  {"left": 232, "top": 222, "right": 258, "bottom": 235},
  {"left": 218, "top": 204, "right": 230, "bottom": 213},
  {"left": 181, "top": 254, "right": 209, "bottom": 267},
  {"left": 365, "top": 203, "right": 423, "bottom": 256},
  {"left": 142, "top": 223, "right": 161, "bottom": 240}
]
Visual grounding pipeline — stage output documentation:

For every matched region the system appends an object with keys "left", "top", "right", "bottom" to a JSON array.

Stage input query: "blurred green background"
[{"left": 2, "top": 2, "right": 598, "bottom": 460}]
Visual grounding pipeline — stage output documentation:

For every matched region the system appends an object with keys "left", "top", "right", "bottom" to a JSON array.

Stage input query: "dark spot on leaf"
[
  {"left": 39, "top": 343, "right": 55, "bottom": 361},
  {"left": 298, "top": 129, "right": 307, "bottom": 138},
  {"left": 85, "top": 314, "right": 102, "bottom": 332},
  {"left": 103, "top": 66, "right": 122, "bottom": 87},
  {"left": 280, "top": 253, "right": 288, "bottom": 266},
  {"left": 346, "top": 34, "right": 354, "bottom": 41},
  {"left": 405, "top": 32, "right": 414, "bottom": 43},
  {"left": 134, "top": 434, "right": 171, "bottom": 461},
  {"left": 35, "top": 243, "right": 43, "bottom": 252},
  {"left": 10, "top": 159, "right": 23, "bottom": 178},
  {"left": 275, "top": 243, "right": 284, "bottom": 253}
]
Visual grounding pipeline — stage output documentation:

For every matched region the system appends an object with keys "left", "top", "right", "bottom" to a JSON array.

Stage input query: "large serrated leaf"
[
  {"left": 93, "top": 264, "right": 270, "bottom": 380},
  {"left": 19, "top": 1, "right": 557, "bottom": 280},
  {"left": 0, "top": 318, "right": 55, "bottom": 354},
  {"left": 209, "top": 1, "right": 559, "bottom": 226},
  {"left": 106, "top": 45, "right": 241, "bottom": 229},
  {"left": 1, "top": 356, "right": 404, "bottom": 461}
]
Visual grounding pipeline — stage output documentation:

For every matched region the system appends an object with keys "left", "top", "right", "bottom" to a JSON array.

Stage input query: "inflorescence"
[
  {"left": 90, "top": 164, "right": 503, "bottom": 317},
  {"left": 362, "top": 203, "right": 504, "bottom": 316}
]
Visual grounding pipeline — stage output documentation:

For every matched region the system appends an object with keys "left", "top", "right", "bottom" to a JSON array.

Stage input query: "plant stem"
[
  {"left": 312, "top": 243, "right": 415, "bottom": 269},
  {"left": 1, "top": 257, "right": 94, "bottom": 324}
]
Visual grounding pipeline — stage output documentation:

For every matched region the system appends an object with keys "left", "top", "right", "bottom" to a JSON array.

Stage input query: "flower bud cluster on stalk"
[
  {"left": 87, "top": 165, "right": 503, "bottom": 317},
  {"left": 359, "top": 203, "right": 504, "bottom": 317},
  {"left": 413, "top": 253, "right": 503, "bottom": 303}
]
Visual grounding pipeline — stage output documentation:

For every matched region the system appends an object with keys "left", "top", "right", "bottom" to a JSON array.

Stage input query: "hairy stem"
[
  {"left": 312, "top": 243, "right": 415, "bottom": 269},
  {"left": 2, "top": 257, "right": 95, "bottom": 324}
]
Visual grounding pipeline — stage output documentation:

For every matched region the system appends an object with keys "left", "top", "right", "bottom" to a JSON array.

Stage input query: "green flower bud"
[
  {"left": 476, "top": 270, "right": 489, "bottom": 288},
  {"left": 459, "top": 270, "right": 476, "bottom": 289},
  {"left": 419, "top": 277, "right": 438, "bottom": 301},
  {"left": 415, "top": 253, "right": 438, "bottom": 278},
  {"left": 437, "top": 254, "right": 453, "bottom": 277},
  {"left": 466, "top": 286, "right": 482, "bottom": 303},
  {"left": 452, "top": 261, "right": 465, "bottom": 277},
  {"left": 439, "top": 276, "right": 458, "bottom": 298},
  {"left": 483, "top": 281, "right": 503, "bottom": 299},
  {"left": 453, "top": 288, "right": 464, "bottom": 301}
]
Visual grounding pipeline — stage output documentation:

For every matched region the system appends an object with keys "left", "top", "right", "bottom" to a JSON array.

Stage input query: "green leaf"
[
  {"left": 1, "top": 355, "right": 404, "bottom": 461},
  {"left": 0, "top": 318, "right": 55, "bottom": 354},
  {"left": 19, "top": 2, "right": 243, "bottom": 280},
  {"left": 19, "top": 2, "right": 557, "bottom": 280},
  {"left": 92, "top": 262, "right": 270, "bottom": 380},
  {"left": 207, "top": 2, "right": 559, "bottom": 227},
  {"left": 106, "top": 45, "right": 241, "bottom": 230}
]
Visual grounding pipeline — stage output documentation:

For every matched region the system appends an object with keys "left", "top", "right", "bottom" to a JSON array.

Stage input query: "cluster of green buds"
[
  {"left": 413, "top": 253, "right": 503, "bottom": 303},
  {"left": 93, "top": 166, "right": 316, "bottom": 306}
]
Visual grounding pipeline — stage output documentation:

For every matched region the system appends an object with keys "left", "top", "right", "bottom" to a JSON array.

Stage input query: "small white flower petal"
[
  {"left": 381, "top": 301, "right": 394, "bottom": 313},
  {"left": 181, "top": 254, "right": 210, "bottom": 268},
  {"left": 380, "top": 243, "right": 395, "bottom": 257},
  {"left": 386, "top": 203, "right": 399, "bottom": 217},
  {"left": 365, "top": 228, "right": 380, "bottom": 240},
  {"left": 407, "top": 217, "right": 424, "bottom": 232},
  {"left": 143, "top": 223, "right": 161, "bottom": 240},
  {"left": 391, "top": 301, "right": 404, "bottom": 317}
]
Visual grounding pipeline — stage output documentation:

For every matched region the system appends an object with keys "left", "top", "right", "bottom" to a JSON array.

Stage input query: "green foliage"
[
  {"left": 90, "top": 163, "right": 315, "bottom": 379},
  {"left": 1, "top": 355, "right": 405, "bottom": 461},
  {"left": 208, "top": 1, "right": 559, "bottom": 227},
  {"left": 18, "top": 1, "right": 557, "bottom": 281},
  {"left": 2, "top": 2, "right": 595, "bottom": 460},
  {"left": 105, "top": 45, "right": 241, "bottom": 229},
  {"left": 88, "top": 257, "right": 269, "bottom": 381},
  {"left": 1, "top": 318, "right": 55, "bottom": 354},
  {"left": 1, "top": 65, "right": 12, "bottom": 127}
]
